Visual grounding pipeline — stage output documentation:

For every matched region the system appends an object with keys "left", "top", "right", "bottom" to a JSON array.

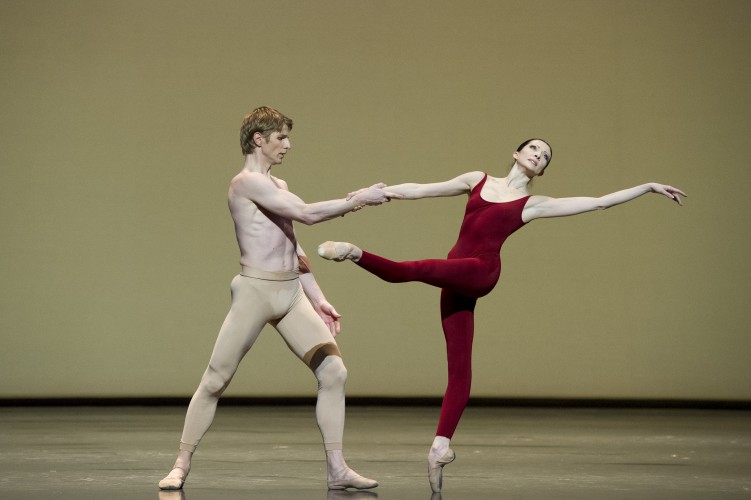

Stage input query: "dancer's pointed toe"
[
  {"left": 428, "top": 448, "right": 455, "bottom": 493},
  {"left": 318, "top": 241, "right": 359, "bottom": 262}
]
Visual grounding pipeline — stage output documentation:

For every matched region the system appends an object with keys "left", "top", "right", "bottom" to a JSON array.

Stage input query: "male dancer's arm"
[
  {"left": 238, "top": 172, "right": 393, "bottom": 224},
  {"left": 297, "top": 244, "right": 341, "bottom": 336}
]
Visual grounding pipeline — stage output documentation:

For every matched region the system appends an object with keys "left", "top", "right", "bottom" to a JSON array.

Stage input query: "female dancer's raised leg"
[{"left": 318, "top": 242, "right": 493, "bottom": 297}]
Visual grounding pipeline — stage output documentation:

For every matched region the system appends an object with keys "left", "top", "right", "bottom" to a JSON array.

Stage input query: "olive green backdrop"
[{"left": 1, "top": 0, "right": 749, "bottom": 401}]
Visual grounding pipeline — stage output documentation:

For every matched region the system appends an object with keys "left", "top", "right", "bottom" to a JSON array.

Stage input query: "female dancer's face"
[{"left": 512, "top": 140, "right": 552, "bottom": 177}]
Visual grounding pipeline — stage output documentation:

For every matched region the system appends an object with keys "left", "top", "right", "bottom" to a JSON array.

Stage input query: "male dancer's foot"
[
  {"left": 158, "top": 466, "right": 189, "bottom": 490},
  {"left": 326, "top": 450, "right": 378, "bottom": 490},
  {"left": 158, "top": 451, "right": 192, "bottom": 490},
  {"left": 318, "top": 241, "right": 362, "bottom": 262},
  {"left": 327, "top": 468, "right": 379, "bottom": 490},
  {"left": 428, "top": 436, "right": 455, "bottom": 493}
]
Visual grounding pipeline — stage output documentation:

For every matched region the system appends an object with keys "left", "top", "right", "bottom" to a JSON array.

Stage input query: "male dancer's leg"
[
  {"left": 180, "top": 277, "right": 271, "bottom": 448},
  {"left": 273, "top": 287, "right": 377, "bottom": 489},
  {"left": 159, "top": 275, "right": 272, "bottom": 490}
]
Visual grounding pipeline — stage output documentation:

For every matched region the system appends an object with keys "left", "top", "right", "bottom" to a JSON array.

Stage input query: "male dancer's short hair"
[{"left": 240, "top": 106, "right": 293, "bottom": 155}]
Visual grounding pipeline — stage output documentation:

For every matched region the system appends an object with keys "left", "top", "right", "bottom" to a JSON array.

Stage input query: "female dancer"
[{"left": 317, "top": 138, "right": 686, "bottom": 493}]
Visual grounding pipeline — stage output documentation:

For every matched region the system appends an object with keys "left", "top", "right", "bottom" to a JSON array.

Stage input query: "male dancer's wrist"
[{"left": 348, "top": 196, "right": 364, "bottom": 213}]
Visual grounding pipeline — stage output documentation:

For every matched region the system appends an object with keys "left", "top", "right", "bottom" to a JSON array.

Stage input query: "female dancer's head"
[{"left": 512, "top": 138, "right": 552, "bottom": 177}]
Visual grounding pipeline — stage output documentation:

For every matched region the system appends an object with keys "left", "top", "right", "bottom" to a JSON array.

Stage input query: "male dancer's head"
[{"left": 240, "top": 106, "right": 293, "bottom": 155}]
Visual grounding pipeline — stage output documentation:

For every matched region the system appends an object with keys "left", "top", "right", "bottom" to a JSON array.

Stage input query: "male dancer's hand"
[
  {"left": 347, "top": 183, "right": 403, "bottom": 208},
  {"left": 315, "top": 300, "right": 342, "bottom": 337}
]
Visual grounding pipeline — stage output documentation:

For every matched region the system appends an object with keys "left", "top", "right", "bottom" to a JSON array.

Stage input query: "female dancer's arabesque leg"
[
  {"left": 318, "top": 242, "right": 495, "bottom": 492},
  {"left": 349, "top": 250, "right": 488, "bottom": 493},
  {"left": 355, "top": 251, "right": 494, "bottom": 298}
]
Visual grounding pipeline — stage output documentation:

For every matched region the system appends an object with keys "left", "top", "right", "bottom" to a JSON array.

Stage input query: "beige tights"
[{"left": 162, "top": 271, "right": 353, "bottom": 488}]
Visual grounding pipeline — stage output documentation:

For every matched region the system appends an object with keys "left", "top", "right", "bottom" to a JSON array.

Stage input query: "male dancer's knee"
[
  {"left": 197, "top": 365, "right": 233, "bottom": 398},
  {"left": 315, "top": 355, "right": 347, "bottom": 390}
]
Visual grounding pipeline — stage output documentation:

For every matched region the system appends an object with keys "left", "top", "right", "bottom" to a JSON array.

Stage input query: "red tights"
[{"left": 356, "top": 251, "right": 499, "bottom": 438}]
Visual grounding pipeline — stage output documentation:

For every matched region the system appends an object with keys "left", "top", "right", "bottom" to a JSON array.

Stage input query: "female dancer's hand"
[
  {"left": 347, "top": 183, "right": 389, "bottom": 209},
  {"left": 649, "top": 183, "right": 687, "bottom": 206},
  {"left": 347, "top": 183, "right": 403, "bottom": 207},
  {"left": 315, "top": 300, "right": 342, "bottom": 337}
]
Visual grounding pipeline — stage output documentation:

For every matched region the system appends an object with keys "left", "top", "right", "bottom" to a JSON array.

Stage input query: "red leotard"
[{"left": 355, "top": 173, "right": 530, "bottom": 438}]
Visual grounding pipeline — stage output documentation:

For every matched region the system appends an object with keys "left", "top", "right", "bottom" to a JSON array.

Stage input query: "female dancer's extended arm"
[
  {"left": 349, "top": 171, "right": 484, "bottom": 201},
  {"left": 523, "top": 183, "right": 686, "bottom": 222}
]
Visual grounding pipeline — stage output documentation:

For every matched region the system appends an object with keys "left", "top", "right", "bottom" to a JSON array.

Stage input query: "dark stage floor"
[{"left": 0, "top": 404, "right": 749, "bottom": 499}]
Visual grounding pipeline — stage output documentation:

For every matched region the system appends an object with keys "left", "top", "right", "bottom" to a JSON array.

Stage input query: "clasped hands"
[{"left": 346, "top": 183, "right": 402, "bottom": 211}]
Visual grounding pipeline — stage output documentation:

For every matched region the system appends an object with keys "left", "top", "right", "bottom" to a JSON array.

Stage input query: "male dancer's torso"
[{"left": 228, "top": 171, "right": 299, "bottom": 272}]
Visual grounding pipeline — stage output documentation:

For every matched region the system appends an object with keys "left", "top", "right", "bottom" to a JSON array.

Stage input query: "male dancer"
[{"left": 159, "top": 106, "right": 392, "bottom": 491}]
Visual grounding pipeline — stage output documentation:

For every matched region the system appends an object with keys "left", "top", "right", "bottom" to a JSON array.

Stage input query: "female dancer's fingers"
[
  {"left": 668, "top": 186, "right": 686, "bottom": 206},
  {"left": 656, "top": 185, "right": 684, "bottom": 206}
]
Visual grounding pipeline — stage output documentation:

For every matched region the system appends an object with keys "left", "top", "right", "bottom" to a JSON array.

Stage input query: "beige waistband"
[{"left": 240, "top": 266, "right": 300, "bottom": 281}]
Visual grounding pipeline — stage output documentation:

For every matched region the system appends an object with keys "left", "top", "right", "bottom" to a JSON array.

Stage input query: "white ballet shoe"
[
  {"left": 327, "top": 468, "right": 379, "bottom": 490},
  {"left": 318, "top": 241, "right": 359, "bottom": 262},
  {"left": 158, "top": 466, "right": 189, "bottom": 490},
  {"left": 428, "top": 448, "right": 455, "bottom": 493}
]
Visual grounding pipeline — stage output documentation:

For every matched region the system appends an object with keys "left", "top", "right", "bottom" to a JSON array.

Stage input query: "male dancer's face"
[{"left": 259, "top": 124, "right": 291, "bottom": 165}]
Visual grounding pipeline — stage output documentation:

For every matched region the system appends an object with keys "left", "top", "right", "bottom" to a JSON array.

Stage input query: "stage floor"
[{"left": 0, "top": 405, "right": 749, "bottom": 499}]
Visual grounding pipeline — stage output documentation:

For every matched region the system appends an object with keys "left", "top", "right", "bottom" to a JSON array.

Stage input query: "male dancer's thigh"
[
  {"left": 272, "top": 284, "right": 341, "bottom": 371},
  {"left": 205, "top": 275, "right": 278, "bottom": 377}
]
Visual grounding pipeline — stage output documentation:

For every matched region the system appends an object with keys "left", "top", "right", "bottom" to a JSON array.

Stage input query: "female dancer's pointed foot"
[
  {"left": 428, "top": 448, "right": 455, "bottom": 493},
  {"left": 327, "top": 467, "right": 379, "bottom": 490},
  {"left": 318, "top": 241, "right": 362, "bottom": 262},
  {"left": 158, "top": 466, "right": 189, "bottom": 490}
]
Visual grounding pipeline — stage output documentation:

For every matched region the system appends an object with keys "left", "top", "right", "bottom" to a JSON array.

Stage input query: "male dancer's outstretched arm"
[{"left": 237, "top": 171, "right": 395, "bottom": 225}]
